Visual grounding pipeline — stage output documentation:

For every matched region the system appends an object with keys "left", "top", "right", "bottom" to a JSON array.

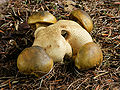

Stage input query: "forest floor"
[{"left": 0, "top": 0, "right": 120, "bottom": 89}]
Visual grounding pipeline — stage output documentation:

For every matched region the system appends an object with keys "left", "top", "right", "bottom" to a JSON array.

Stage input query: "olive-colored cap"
[
  {"left": 75, "top": 42, "right": 103, "bottom": 70},
  {"left": 28, "top": 11, "right": 57, "bottom": 24},
  {"left": 17, "top": 46, "right": 53, "bottom": 77},
  {"left": 70, "top": 9, "right": 93, "bottom": 33}
]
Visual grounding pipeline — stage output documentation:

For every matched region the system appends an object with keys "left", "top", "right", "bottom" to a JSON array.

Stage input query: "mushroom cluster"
[{"left": 17, "top": 10, "right": 103, "bottom": 77}]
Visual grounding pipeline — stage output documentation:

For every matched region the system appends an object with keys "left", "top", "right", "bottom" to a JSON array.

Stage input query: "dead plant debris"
[{"left": 0, "top": 0, "right": 120, "bottom": 89}]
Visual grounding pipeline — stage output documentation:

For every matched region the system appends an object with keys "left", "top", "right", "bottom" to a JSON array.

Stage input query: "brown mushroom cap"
[
  {"left": 17, "top": 46, "right": 53, "bottom": 77},
  {"left": 74, "top": 42, "right": 103, "bottom": 70},
  {"left": 28, "top": 11, "right": 57, "bottom": 24},
  {"left": 70, "top": 9, "right": 93, "bottom": 33},
  {"left": 27, "top": 11, "right": 57, "bottom": 29}
]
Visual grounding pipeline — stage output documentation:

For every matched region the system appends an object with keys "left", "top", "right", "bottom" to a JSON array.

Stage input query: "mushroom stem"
[{"left": 35, "top": 23, "right": 50, "bottom": 29}]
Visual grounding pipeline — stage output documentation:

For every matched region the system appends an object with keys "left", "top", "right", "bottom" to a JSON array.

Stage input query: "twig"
[
  {"left": 67, "top": 78, "right": 81, "bottom": 90},
  {"left": 114, "top": 43, "right": 120, "bottom": 48},
  {"left": 93, "top": 72, "right": 109, "bottom": 79},
  {"left": 0, "top": 77, "right": 14, "bottom": 80},
  {"left": 75, "top": 78, "right": 89, "bottom": 90},
  {"left": 0, "top": 79, "right": 19, "bottom": 88}
]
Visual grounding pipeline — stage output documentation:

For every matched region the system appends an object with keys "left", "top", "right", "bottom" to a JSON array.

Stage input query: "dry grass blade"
[{"left": 93, "top": 72, "right": 109, "bottom": 79}]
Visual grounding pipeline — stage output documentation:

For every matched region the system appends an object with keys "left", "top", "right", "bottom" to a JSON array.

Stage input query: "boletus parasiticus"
[
  {"left": 74, "top": 42, "right": 103, "bottom": 70},
  {"left": 17, "top": 46, "right": 53, "bottom": 77},
  {"left": 70, "top": 9, "right": 93, "bottom": 33},
  {"left": 27, "top": 11, "right": 57, "bottom": 30},
  {"left": 17, "top": 12, "right": 103, "bottom": 75}
]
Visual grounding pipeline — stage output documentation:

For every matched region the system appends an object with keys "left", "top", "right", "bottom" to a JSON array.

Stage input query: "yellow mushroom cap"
[
  {"left": 75, "top": 42, "right": 103, "bottom": 70},
  {"left": 28, "top": 11, "right": 57, "bottom": 24},
  {"left": 70, "top": 9, "right": 93, "bottom": 33},
  {"left": 17, "top": 46, "right": 53, "bottom": 76}
]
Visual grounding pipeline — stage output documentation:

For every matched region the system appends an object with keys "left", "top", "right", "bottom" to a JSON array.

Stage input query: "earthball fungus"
[
  {"left": 74, "top": 42, "right": 103, "bottom": 70},
  {"left": 17, "top": 46, "right": 53, "bottom": 76},
  {"left": 33, "top": 20, "right": 93, "bottom": 62},
  {"left": 33, "top": 21, "right": 73, "bottom": 62},
  {"left": 70, "top": 9, "right": 93, "bottom": 33},
  {"left": 28, "top": 11, "right": 57, "bottom": 30}
]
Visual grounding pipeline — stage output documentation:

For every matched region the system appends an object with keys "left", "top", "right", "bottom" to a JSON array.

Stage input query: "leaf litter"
[{"left": 0, "top": 0, "right": 120, "bottom": 89}]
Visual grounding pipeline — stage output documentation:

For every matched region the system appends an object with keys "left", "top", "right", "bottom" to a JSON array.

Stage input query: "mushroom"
[
  {"left": 33, "top": 20, "right": 93, "bottom": 62},
  {"left": 70, "top": 9, "right": 93, "bottom": 33},
  {"left": 17, "top": 46, "right": 53, "bottom": 77},
  {"left": 74, "top": 42, "right": 103, "bottom": 70},
  {"left": 27, "top": 11, "right": 57, "bottom": 30},
  {"left": 33, "top": 22, "right": 72, "bottom": 62}
]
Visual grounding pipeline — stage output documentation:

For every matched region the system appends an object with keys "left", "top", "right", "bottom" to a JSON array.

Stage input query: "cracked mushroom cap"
[
  {"left": 33, "top": 20, "right": 93, "bottom": 62},
  {"left": 70, "top": 9, "right": 93, "bottom": 33}
]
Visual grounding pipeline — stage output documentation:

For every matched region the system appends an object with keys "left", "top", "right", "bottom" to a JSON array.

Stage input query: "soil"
[{"left": 0, "top": 0, "right": 120, "bottom": 89}]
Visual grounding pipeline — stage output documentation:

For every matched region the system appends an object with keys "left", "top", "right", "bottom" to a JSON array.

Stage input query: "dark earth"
[{"left": 0, "top": 0, "right": 120, "bottom": 89}]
